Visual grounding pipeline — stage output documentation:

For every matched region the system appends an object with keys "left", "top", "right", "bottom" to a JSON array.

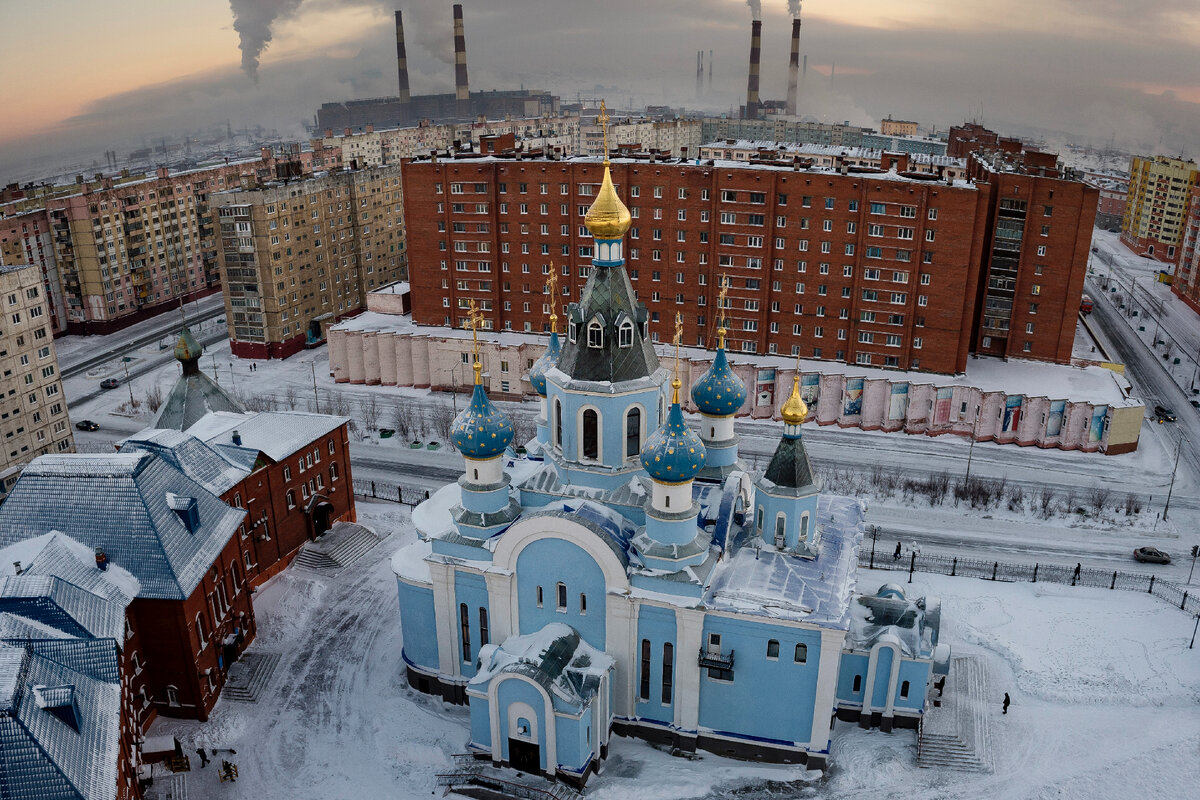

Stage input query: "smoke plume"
[
  {"left": 788, "top": 1, "right": 802, "bottom": 17},
  {"left": 230, "top": 0, "right": 305, "bottom": 80},
  {"left": 746, "top": 1, "right": 762, "bottom": 21}
]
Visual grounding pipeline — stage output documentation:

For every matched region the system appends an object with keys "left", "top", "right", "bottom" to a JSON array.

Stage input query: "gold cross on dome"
[
  {"left": 547, "top": 262, "right": 559, "bottom": 334},
  {"left": 466, "top": 298, "right": 485, "bottom": 359},
  {"left": 598, "top": 100, "right": 610, "bottom": 162}
]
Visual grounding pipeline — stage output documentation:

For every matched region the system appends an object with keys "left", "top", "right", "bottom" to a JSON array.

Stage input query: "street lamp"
[
  {"left": 1163, "top": 433, "right": 1186, "bottom": 522},
  {"left": 964, "top": 404, "right": 981, "bottom": 482}
]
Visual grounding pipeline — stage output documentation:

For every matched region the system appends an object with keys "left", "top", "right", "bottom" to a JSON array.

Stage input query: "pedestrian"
[
  {"left": 1073, "top": 563, "right": 1081, "bottom": 585},
  {"left": 1002, "top": 692, "right": 1010, "bottom": 714},
  {"left": 893, "top": 541, "right": 902, "bottom": 561},
  {"left": 196, "top": 747, "right": 209, "bottom": 768}
]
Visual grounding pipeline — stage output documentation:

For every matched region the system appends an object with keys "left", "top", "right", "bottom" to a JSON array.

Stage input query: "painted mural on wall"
[
  {"left": 1002, "top": 396, "right": 1023, "bottom": 433},
  {"left": 844, "top": 377, "right": 864, "bottom": 416},
  {"left": 1046, "top": 400, "right": 1066, "bottom": 437},
  {"left": 801, "top": 373, "right": 820, "bottom": 406},
  {"left": 1089, "top": 406, "right": 1108, "bottom": 442},
  {"left": 933, "top": 387, "right": 953, "bottom": 424},
  {"left": 888, "top": 383, "right": 908, "bottom": 420},
  {"left": 756, "top": 369, "right": 776, "bottom": 407}
]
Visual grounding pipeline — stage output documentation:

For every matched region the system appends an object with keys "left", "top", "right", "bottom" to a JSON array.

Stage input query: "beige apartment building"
[
  {"left": 0, "top": 263, "right": 73, "bottom": 498},
  {"left": 1121, "top": 154, "right": 1199, "bottom": 266},
  {"left": 879, "top": 117, "right": 920, "bottom": 137},
  {"left": 216, "top": 164, "right": 407, "bottom": 359}
]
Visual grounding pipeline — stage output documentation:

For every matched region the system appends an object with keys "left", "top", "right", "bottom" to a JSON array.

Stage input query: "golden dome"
[
  {"left": 780, "top": 375, "right": 809, "bottom": 425},
  {"left": 583, "top": 163, "right": 632, "bottom": 239}
]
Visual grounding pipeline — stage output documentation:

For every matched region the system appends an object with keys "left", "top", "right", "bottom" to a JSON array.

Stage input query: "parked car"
[
  {"left": 1153, "top": 404, "right": 1176, "bottom": 422},
  {"left": 74, "top": 420, "right": 100, "bottom": 431},
  {"left": 1190, "top": 400, "right": 1200, "bottom": 409},
  {"left": 1133, "top": 547, "right": 1171, "bottom": 564},
  {"left": 100, "top": 377, "right": 120, "bottom": 390}
]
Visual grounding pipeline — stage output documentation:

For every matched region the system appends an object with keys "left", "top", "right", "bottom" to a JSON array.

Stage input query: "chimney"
[
  {"left": 12, "top": 561, "right": 21, "bottom": 575},
  {"left": 232, "top": 430, "right": 242, "bottom": 446},
  {"left": 745, "top": 20, "right": 762, "bottom": 120},
  {"left": 95, "top": 548, "right": 108, "bottom": 572},
  {"left": 395, "top": 9, "right": 412, "bottom": 116},
  {"left": 696, "top": 51, "right": 704, "bottom": 99},
  {"left": 453, "top": 4, "right": 470, "bottom": 119},
  {"left": 708, "top": 49, "right": 713, "bottom": 91},
  {"left": 786, "top": 17, "right": 802, "bottom": 115}
]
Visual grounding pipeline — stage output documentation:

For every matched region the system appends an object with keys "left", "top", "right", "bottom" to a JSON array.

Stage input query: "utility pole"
[
  {"left": 1164, "top": 435, "right": 1185, "bottom": 521},
  {"left": 310, "top": 361, "right": 320, "bottom": 413},
  {"left": 964, "top": 406, "right": 981, "bottom": 482},
  {"left": 123, "top": 358, "right": 135, "bottom": 406},
  {"left": 1188, "top": 545, "right": 1199, "bottom": 585}
]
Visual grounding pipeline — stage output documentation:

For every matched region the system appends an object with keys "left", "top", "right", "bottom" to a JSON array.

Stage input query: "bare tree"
[
  {"left": 1037, "top": 485, "right": 1057, "bottom": 519},
  {"left": 391, "top": 402, "right": 412, "bottom": 440},
  {"left": 361, "top": 394, "right": 381, "bottom": 433},
  {"left": 430, "top": 401, "right": 455, "bottom": 442},
  {"left": 1088, "top": 484, "right": 1111, "bottom": 518},
  {"left": 510, "top": 413, "right": 536, "bottom": 449},
  {"left": 1122, "top": 493, "right": 1142, "bottom": 517},
  {"left": 1006, "top": 484, "right": 1025, "bottom": 512},
  {"left": 144, "top": 384, "right": 165, "bottom": 413},
  {"left": 284, "top": 385, "right": 299, "bottom": 411}
]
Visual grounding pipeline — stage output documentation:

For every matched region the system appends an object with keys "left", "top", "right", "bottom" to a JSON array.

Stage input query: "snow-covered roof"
[
  {"left": 469, "top": 622, "right": 614, "bottom": 710},
  {"left": 846, "top": 584, "right": 941, "bottom": 657},
  {"left": 153, "top": 369, "right": 246, "bottom": 431},
  {"left": 0, "top": 453, "right": 244, "bottom": 600},
  {"left": 705, "top": 495, "right": 865, "bottom": 630},
  {"left": 120, "top": 428, "right": 249, "bottom": 496},
  {"left": 187, "top": 410, "right": 349, "bottom": 463}
]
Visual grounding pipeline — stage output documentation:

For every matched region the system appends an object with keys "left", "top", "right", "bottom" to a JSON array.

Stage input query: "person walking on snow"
[
  {"left": 1002, "top": 692, "right": 1011, "bottom": 714},
  {"left": 195, "top": 747, "right": 209, "bottom": 767},
  {"left": 893, "top": 541, "right": 902, "bottom": 561}
]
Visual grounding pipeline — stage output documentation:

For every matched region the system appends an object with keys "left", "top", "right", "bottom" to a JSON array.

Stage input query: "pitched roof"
[
  {"left": 187, "top": 410, "right": 348, "bottom": 463},
  {"left": 556, "top": 264, "right": 659, "bottom": 384},
  {"left": 0, "top": 454, "right": 244, "bottom": 600},
  {"left": 120, "top": 428, "right": 248, "bottom": 496},
  {"left": 152, "top": 368, "right": 246, "bottom": 431},
  {"left": 761, "top": 435, "right": 818, "bottom": 493},
  {"left": 0, "top": 642, "right": 121, "bottom": 800}
]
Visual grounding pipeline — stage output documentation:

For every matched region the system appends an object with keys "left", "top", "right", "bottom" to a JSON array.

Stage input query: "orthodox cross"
[
  {"left": 547, "top": 262, "right": 559, "bottom": 333},
  {"left": 598, "top": 100, "right": 610, "bottom": 161}
]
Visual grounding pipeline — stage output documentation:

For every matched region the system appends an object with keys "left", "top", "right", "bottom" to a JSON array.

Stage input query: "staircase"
[
  {"left": 293, "top": 522, "right": 383, "bottom": 572},
  {"left": 917, "top": 655, "right": 993, "bottom": 773},
  {"left": 221, "top": 651, "right": 281, "bottom": 703},
  {"left": 435, "top": 755, "right": 583, "bottom": 800}
]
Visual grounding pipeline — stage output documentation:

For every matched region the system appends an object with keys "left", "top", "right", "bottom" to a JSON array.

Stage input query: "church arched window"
[
  {"left": 587, "top": 318, "right": 604, "bottom": 348},
  {"left": 618, "top": 319, "right": 634, "bottom": 348},
  {"left": 582, "top": 408, "right": 599, "bottom": 460},
  {"left": 774, "top": 513, "right": 786, "bottom": 547},
  {"left": 625, "top": 407, "right": 641, "bottom": 458},
  {"left": 800, "top": 511, "right": 810, "bottom": 541},
  {"left": 553, "top": 398, "right": 563, "bottom": 448}
]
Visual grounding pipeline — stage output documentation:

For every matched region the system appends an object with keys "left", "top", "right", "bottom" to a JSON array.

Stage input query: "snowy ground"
[{"left": 144, "top": 502, "right": 1200, "bottom": 800}]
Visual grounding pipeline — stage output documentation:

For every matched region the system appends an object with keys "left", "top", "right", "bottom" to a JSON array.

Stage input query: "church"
[{"left": 391, "top": 111, "right": 949, "bottom": 786}]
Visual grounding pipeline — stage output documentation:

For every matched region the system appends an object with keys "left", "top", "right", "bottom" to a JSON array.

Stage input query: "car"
[
  {"left": 74, "top": 420, "right": 99, "bottom": 432},
  {"left": 1153, "top": 404, "right": 1176, "bottom": 422},
  {"left": 100, "top": 377, "right": 120, "bottom": 390},
  {"left": 1191, "top": 400, "right": 1200, "bottom": 409},
  {"left": 1133, "top": 547, "right": 1171, "bottom": 564}
]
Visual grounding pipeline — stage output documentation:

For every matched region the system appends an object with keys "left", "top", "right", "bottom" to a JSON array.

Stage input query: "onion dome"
[
  {"left": 583, "top": 163, "right": 632, "bottom": 239},
  {"left": 451, "top": 362, "right": 514, "bottom": 459},
  {"left": 640, "top": 380, "right": 706, "bottom": 483},
  {"left": 780, "top": 375, "right": 809, "bottom": 428},
  {"left": 690, "top": 345, "right": 746, "bottom": 417},
  {"left": 529, "top": 330, "right": 560, "bottom": 397},
  {"left": 174, "top": 327, "right": 202, "bottom": 362}
]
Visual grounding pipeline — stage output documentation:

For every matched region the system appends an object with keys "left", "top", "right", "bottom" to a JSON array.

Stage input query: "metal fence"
[
  {"left": 352, "top": 479, "right": 431, "bottom": 507},
  {"left": 860, "top": 546, "right": 1200, "bottom": 617}
]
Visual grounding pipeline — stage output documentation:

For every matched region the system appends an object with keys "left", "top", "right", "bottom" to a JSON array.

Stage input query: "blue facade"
[
  {"left": 496, "top": 678, "right": 550, "bottom": 771},
  {"left": 634, "top": 605, "right": 677, "bottom": 723},
  {"left": 453, "top": 571, "right": 490, "bottom": 677},
  {"left": 515, "top": 538, "right": 606, "bottom": 650},
  {"left": 397, "top": 579, "right": 438, "bottom": 671}
]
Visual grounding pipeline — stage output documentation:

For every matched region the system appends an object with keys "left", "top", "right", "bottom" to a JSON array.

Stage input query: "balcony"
[{"left": 697, "top": 647, "right": 735, "bottom": 671}]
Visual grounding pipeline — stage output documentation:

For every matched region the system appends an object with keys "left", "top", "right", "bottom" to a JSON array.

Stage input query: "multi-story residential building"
[
  {"left": 401, "top": 148, "right": 1095, "bottom": 375},
  {"left": 36, "top": 148, "right": 336, "bottom": 335},
  {"left": 0, "top": 263, "right": 73, "bottom": 499},
  {"left": 1121, "top": 155, "right": 1200, "bottom": 266},
  {"left": 700, "top": 118, "right": 866, "bottom": 148},
  {"left": 879, "top": 116, "right": 919, "bottom": 137},
  {"left": 1171, "top": 185, "right": 1200, "bottom": 314},
  {"left": 0, "top": 208, "right": 68, "bottom": 334},
  {"left": 1081, "top": 171, "right": 1129, "bottom": 231},
  {"left": 215, "top": 164, "right": 407, "bottom": 359},
  {"left": 323, "top": 117, "right": 579, "bottom": 168},
  {"left": 946, "top": 123, "right": 1023, "bottom": 159},
  {"left": 697, "top": 141, "right": 963, "bottom": 179}
]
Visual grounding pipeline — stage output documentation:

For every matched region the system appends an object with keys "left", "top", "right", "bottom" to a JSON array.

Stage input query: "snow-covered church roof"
[{"left": 469, "top": 622, "right": 615, "bottom": 710}]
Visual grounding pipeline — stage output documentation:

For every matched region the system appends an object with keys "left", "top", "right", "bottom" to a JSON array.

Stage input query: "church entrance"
[
  {"left": 312, "top": 502, "right": 334, "bottom": 537},
  {"left": 508, "top": 739, "right": 540, "bottom": 775}
]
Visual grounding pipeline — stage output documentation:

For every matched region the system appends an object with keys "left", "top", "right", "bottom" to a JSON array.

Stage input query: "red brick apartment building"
[
  {"left": 1173, "top": 185, "right": 1200, "bottom": 314},
  {"left": 403, "top": 150, "right": 1095, "bottom": 374}
]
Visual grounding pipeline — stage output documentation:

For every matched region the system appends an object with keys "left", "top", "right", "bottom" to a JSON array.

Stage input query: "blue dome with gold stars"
[
  {"left": 451, "top": 367, "right": 514, "bottom": 459},
  {"left": 529, "top": 330, "right": 560, "bottom": 397},
  {"left": 689, "top": 346, "right": 746, "bottom": 417},
  {"left": 640, "top": 382, "right": 707, "bottom": 483}
]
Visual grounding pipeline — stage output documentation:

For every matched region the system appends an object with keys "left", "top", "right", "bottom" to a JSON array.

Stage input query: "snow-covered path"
[{"left": 145, "top": 503, "right": 1200, "bottom": 800}]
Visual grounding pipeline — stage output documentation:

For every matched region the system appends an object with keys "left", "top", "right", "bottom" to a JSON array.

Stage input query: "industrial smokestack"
[
  {"left": 696, "top": 51, "right": 703, "bottom": 98},
  {"left": 453, "top": 4, "right": 470, "bottom": 118},
  {"left": 395, "top": 10, "right": 411, "bottom": 117},
  {"left": 708, "top": 49, "right": 713, "bottom": 91},
  {"left": 745, "top": 20, "right": 762, "bottom": 120},
  {"left": 786, "top": 16, "right": 802, "bottom": 115}
]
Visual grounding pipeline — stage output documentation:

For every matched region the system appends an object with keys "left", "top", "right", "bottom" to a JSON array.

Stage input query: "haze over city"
[{"left": 3, "top": 0, "right": 1199, "bottom": 180}]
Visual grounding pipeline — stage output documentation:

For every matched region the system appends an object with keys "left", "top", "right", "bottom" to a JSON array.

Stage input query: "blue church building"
[{"left": 391, "top": 133, "right": 949, "bottom": 786}]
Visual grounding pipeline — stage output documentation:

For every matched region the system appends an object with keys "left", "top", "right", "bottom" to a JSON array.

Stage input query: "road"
[{"left": 67, "top": 328, "right": 228, "bottom": 408}]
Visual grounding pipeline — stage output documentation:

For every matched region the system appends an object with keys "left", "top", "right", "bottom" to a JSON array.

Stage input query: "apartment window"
[
  {"left": 913, "top": 337, "right": 922, "bottom": 349},
  {"left": 870, "top": 202, "right": 885, "bottom": 214},
  {"left": 928, "top": 208, "right": 938, "bottom": 220},
  {"left": 926, "top": 229, "right": 936, "bottom": 242},
  {"left": 1037, "top": 245, "right": 1046, "bottom": 256}
]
